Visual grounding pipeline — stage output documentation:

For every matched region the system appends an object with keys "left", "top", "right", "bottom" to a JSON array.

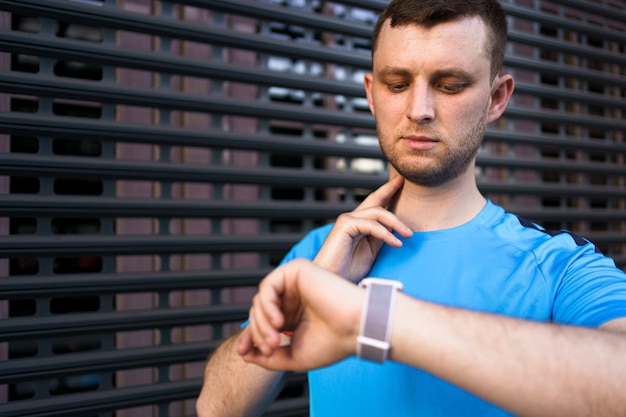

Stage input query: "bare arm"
[
  {"left": 196, "top": 330, "right": 287, "bottom": 417},
  {"left": 239, "top": 259, "right": 626, "bottom": 417},
  {"left": 392, "top": 294, "right": 626, "bottom": 417}
]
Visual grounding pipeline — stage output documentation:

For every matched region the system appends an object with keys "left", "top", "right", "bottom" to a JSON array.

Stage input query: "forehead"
[{"left": 373, "top": 16, "right": 491, "bottom": 75}]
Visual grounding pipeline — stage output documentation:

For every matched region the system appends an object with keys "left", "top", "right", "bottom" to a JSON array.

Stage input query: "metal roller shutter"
[{"left": 0, "top": 0, "right": 624, "bottom": 416}]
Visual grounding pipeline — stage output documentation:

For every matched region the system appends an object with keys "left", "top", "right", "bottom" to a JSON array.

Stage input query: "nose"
[{"left": 406, "top": 84, "right": 435, "bottom": 124}]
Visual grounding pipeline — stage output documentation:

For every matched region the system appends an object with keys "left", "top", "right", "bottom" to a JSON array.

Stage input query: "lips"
[{"left": 401, "top": 135, "right": 438, "bottom": 151}]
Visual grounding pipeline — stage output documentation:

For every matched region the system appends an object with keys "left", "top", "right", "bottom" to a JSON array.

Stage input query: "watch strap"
[{"left": 357, "top": 278, "right": 403, "bottom": 363}]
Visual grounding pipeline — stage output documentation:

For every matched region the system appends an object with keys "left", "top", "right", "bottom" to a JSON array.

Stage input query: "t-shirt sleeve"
[
  {"left": 279, "top": 223, "right": 334, "bottom": 265},
  {"left": 550, "top": 235, "right": 626, "bottom": 327}
]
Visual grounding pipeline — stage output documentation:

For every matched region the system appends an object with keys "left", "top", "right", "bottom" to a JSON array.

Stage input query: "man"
[{"left": 197, "top": 1, "right": 626, "bottom": 416}]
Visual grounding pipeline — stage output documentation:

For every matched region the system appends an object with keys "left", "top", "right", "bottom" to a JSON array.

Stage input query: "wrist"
[
  {"left": 388, "top": 294, "right": 433, "bottom": 365},
  {"left": 388, "top": 293, "right": 406, "bottom": 363}
]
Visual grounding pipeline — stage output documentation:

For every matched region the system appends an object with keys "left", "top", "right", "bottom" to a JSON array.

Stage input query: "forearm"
[
  {"left": 197, "top": 331, "right": 287, "bottom": 417},
  {"left": 391, "top": 294, "right": 626, "bottom": 417}
]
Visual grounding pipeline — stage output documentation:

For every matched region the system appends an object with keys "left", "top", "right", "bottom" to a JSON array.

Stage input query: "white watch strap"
[{"left": 357, "top": 278, "right": 403, "bottom": 363}]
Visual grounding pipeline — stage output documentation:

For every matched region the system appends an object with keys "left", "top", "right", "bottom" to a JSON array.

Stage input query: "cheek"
[
  {"left": 373, "top": 94, "right": 404, "bottom": 123},
  {"left": 449, "top": 96, "right": 488, "bottom": 123}
]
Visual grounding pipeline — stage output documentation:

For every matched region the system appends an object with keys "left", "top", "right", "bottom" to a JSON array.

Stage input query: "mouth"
[{"left": 401, "top": 135, "right": 438, "bottom": 151}]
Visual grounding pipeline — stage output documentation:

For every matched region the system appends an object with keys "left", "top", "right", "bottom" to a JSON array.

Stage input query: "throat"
[{"left": 391, "top": 186, "right": 486, "bottom": 232}]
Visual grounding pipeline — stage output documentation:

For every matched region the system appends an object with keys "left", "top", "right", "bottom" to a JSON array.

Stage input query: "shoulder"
[
  {"left": 485, "top": 203, "right": 601, "bottom": 261},
  {"left": 482, "top": 202, "right": 615, "bottom": 283},
  {"left": 486, "top": 203, "right": 626, "bottom": 326}
]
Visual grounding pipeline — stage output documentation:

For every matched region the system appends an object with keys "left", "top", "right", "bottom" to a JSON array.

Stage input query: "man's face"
[{"left": 364, "top": 17, "right": 499, "bottom": 187}]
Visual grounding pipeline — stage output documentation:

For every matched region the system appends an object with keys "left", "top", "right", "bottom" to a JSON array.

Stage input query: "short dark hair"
[{"left": 372, "top": 0, "right": 508, "bottom": 79}]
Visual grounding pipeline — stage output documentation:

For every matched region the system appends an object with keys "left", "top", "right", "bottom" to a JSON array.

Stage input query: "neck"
[{"left": 389, "top": 169, "right": 486, "bottom": 232}]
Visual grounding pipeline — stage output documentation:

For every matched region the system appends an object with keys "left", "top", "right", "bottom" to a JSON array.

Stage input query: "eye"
[
  {"left": 387, "top": 82, "right": 409, "bottom": 92},
  {"left": 437, "top": 83, "right": 466, "bottom": 94}
]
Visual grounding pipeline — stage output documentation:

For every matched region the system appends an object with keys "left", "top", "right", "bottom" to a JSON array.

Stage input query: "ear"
[
  {"left": 486, "top": 74, "right": 514, "bottom": 123},
  {"left": 363, "top": 72, "right": 376, "bottom": 116}
]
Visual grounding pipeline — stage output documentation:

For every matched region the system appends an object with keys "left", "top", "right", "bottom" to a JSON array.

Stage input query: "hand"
[
  {"left": 237, "top": 259, "right": 364, "bottom": 372},
  {"left": 314, "top": 175, "right": 412, "bottom": 281}
]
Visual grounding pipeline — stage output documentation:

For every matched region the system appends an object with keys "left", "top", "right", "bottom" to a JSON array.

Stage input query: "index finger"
[{"left": 358, "top": 175, "right": 404, "bottom": 210}]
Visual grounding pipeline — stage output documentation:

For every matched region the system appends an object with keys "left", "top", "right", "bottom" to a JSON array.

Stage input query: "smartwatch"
[{"left": 357, "top": 277, "right": 403, "bottom": 363}]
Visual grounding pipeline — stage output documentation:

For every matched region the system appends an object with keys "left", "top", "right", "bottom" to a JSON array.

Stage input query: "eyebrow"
[
  {"left": 376, "top": 67, "right": 412, "bottom": 78},
  {"left": 377, "top": 67, "right": 475, "bottom": 83},
  {"left": 432, "top": 70, "right": 475, "bottom": 83}
]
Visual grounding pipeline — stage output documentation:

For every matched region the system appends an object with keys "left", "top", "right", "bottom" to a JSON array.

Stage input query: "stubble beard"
[{"left": 378, "top": 113, "right": 487, "bottom": 187}]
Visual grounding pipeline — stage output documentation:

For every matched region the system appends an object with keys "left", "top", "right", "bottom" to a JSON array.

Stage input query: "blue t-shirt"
[{"left": 280, "top": 200, "right": 626, "bottom": 416}]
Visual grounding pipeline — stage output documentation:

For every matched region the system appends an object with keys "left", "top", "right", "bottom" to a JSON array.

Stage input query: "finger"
[
  {"left": 236, "top": 327, "right": 254, "bottom": 355},
  {"left": 240, "top": 347, "right": 277, "bottom": 370},
  {"left": 247, "top": 296, "right": 274, "bottom": 352},
  {"left": 336, "top": 209, "right": 412, "bottom": 241},
  {"left": 352, "top": 218, "right": 406, "bottom": 247},
  {"left": 257, "top": 269, "right": 287, "bottom": 330},
  {"left": 241, "top": 345, "right": 301, "bottom": 372},
  {"left": 362, "top": 207, "right": 412, "bottom": 238},
  {"left": 249, "top": 267, "right": 293, "bottom": 353},
  {"left": 357, "top": 175, "right": 404, "bottom": 210},
  {"left": 248, "top": 296, "right": 279, "bottom": 355}
]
